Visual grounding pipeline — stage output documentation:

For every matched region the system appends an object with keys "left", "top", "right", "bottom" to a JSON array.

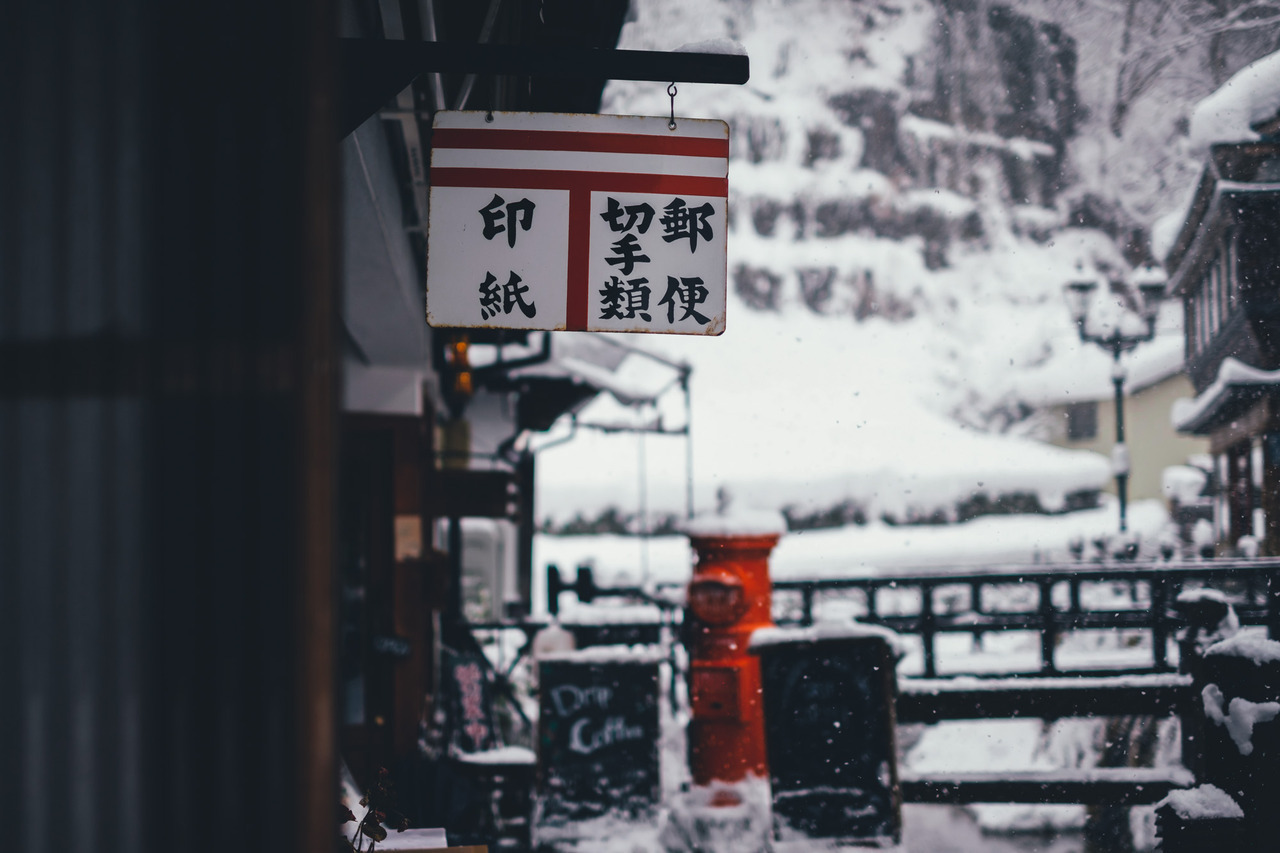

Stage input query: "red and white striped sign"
[{"left": 426, "top": 111, "right": 729, "bottom": 335}]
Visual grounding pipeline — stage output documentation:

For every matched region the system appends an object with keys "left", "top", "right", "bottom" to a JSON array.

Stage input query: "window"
[
  {"left": 1065, "top": 401, "right": 1098, "bottom": 440},
  {"left": 1195, "top": 284, "right": 1210, "bottom": 354},
  {"left": 1208, "top": 251, "right": 1221, "bottom": 335},
  {"left": 1225, "top": 228, "right": 1238, "bottom": 311}
]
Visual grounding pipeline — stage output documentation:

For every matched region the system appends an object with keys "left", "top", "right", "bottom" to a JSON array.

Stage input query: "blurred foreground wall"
[{"left": 0, "top": 2, "right": 338, "bottom": 852}]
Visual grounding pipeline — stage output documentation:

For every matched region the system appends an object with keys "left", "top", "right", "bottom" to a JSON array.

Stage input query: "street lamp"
[{"left": 1063, "top": 262, "right": 1168, "bottom": 533}]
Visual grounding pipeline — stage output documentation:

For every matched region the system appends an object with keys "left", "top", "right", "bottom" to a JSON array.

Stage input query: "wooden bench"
[
  {"left": 896, "top": 673, "right": 1196, "bottom": 805},
  {"left": 900, "top": 767, "right": 1195, "bottom": 805},
  {"left": 897, "top": 672, "right": 1193, "bottom": 723}
]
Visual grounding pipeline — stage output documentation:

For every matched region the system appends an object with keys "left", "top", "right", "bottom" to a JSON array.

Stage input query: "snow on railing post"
[
  {"left": 749, "top": 622, "right": 904, "bottom": 847},
  {"left": 1192, "top": 633, "right": 1280, "bottom": 847},
  {"left": 918, "top": 582, "right": 938, "bottom": 678},
  {"left": 1037, "top": 578, "right": 1058, "bottom": 674},
  {"left": 1175, "top": 587, "right": 1239, "bottom": 779},
  {"left": 1155, "top": 784, "right": 1246, "bottom": 852}
]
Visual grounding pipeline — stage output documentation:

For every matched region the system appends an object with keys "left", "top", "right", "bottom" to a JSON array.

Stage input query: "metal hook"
[{"left": 667, "top": 83, "right": 678, "bottom": 131}]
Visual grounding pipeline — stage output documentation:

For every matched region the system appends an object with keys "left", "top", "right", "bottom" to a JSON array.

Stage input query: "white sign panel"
[{"left": 426, "top": 111, "right": 729, "bottom": 335}]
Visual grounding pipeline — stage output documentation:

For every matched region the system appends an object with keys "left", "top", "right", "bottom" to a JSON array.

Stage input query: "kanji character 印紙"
[
  {"left": 658, "top": 276, "right": 710, "bottom": 324},
  {"left": 660, "top": 197, "right": 715, "bottom": 252},
  {"left": 478, "top": 271, "right": 537, "bottom": 320},
  {"left": 599, "top": 276, "right": 652, "bottom": 321},
  {"left": 479, "top": 194, "right": 535, "bottom": 248}
]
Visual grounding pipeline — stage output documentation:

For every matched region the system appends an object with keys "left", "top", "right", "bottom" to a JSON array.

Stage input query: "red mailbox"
[{"left": 684, "top": 512, "right": 784, "bottom": 789}]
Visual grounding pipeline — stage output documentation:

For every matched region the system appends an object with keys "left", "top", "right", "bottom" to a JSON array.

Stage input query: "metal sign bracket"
[{"left": 339, "top": 38, "right": 749, "bottom": 137}]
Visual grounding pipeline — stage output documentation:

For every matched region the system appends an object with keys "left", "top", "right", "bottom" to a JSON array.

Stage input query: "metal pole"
[
  {"left": 683, "top": 370, "right": 695, "bottom": 520},
  {"left": 516, "top": 450, "right": 536, "bottom": 617},
  {"left": 1113, "top": 346, "right": 1129, "bottom": 534},
  {"left": 448, "top": 516, "right": 464, "bottom": 619}
]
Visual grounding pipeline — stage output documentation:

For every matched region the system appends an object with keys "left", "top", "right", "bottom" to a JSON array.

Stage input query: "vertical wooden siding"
[{"left": 0, "top": 2, "right": 337, "bottom": 852}]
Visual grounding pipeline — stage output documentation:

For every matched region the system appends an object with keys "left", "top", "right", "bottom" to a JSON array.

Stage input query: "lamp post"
[{"left": 1063, "top": 263, "right": 1169, "bottom": 533}]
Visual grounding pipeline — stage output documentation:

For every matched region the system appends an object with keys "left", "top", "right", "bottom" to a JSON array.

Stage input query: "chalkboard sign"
[
  {"left": 754, "top": 631, "right": 901, "bottom": 845},
  {"left": 441, "top": 645, "right": 499, "bottom": 754},
  {"left": 536, "top": 652, "right": 662, "bottom": 824}
]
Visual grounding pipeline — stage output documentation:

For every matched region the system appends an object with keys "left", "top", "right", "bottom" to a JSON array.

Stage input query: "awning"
[
  {"left": 1171, "top": 357, "right": 1280, "bottom": 433},
  {"left": 473, "top": 332, "right": 689, "bottom": 433}
]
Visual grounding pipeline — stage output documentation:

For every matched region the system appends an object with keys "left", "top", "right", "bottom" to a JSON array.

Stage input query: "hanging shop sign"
[{"left": 426, "top": 111, "right": 728, "bottom": 335}]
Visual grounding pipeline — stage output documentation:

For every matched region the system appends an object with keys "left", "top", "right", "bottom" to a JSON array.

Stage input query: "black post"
[
  {"left": 1152, "top": 576, "right": 1170, "bottom": 670},
  {"left": 547, "top": 564, "right": 562, "bottom": 617},
  {"left": 1269, "top": 571, "right": 1280, "bottom": 641},
  {"left": 921, "top": 583, "right": 938, "bottom": 678},
  {"left": 1113, "top": 347, "right": 1129, "bottom": 534},
  {"left": 1039, "top": 579, "right": 1059, "bottom": 674},
  {"left": 448, "top": 516, "right": 464, "bottom": 619},
  {"left": 515, "top": 450, "right": 536, "bottom": 616}
]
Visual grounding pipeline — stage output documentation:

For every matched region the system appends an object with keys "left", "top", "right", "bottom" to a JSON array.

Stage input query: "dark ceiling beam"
[{"left": 339, "top": 38, "right": 750, "bottom": 137}]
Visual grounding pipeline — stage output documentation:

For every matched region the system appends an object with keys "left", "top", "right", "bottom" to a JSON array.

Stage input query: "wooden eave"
[
  {"left": 1163, "top": 163, "right": 1219, "bottom": 282},
  {"left": 1166, "top": 141, "right": 1280, "bottom": 297}
]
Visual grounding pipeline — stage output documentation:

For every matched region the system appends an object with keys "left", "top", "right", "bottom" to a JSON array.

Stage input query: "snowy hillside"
[{"left": 534, "top": 0, "right": 1278, "bottom": 531}]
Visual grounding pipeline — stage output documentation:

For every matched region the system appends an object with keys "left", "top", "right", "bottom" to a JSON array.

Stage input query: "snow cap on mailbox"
[{"left": 684, "top": 506, "right": 787, "bottom": 539}]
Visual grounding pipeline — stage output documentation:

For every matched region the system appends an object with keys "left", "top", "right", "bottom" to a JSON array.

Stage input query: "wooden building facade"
[
  {"left": 336, "top": 0, "right": 634, "bottom": 817},
  {"left": 1165, "top": 139, "right": 1280, "bottom": 553}
]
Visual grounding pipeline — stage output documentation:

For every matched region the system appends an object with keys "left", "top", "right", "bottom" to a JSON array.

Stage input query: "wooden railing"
[
  {"left": 501, "top": 558, "right": 1280, "bottom": 817},
  {"left": 541, "top": 557, "right": 1280, "bottom": 678},
  {"left": 769, "top": 558, "right": 1280, "bottom": 677}
]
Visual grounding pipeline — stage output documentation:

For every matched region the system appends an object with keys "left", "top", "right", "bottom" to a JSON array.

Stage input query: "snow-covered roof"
[
  {"left": 1189, "top": 50, "right": 1280, "bottom": 155},
  {"left": 1165, "top": 174, "right": 1280, "bottom": 296},
  {"left": 1151, "top": 175, "right": 1203, "bottom": 264},
  {"left": 1154, "top": 50, "right": 1280, "bottom": 275},
  {"left": 505, "top": 335, "right": 685, "bottom": 409},
  {"left": 533, "top": 499, "right": 1175, "bottom": 600},
  {"left": 1014, "top": 333, "right": 1185, "bottom": 405},
  {"left": 1171, "top": 357, "right": 1280, "bottom": 433}
]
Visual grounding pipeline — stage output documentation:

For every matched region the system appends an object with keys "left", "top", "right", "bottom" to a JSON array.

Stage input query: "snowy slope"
[{"left": 534, "top": 0, "right": 1269, "bottom": 528}]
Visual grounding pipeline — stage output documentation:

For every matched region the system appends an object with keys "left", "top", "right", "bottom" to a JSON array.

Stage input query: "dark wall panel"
[{"left": 1, "top": 2, "right": 338, "bottom": 853}]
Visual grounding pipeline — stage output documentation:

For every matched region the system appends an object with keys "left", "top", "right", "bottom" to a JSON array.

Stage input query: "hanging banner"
[{"left": 426, "top": 111, "right": 728, "bottom": 335}]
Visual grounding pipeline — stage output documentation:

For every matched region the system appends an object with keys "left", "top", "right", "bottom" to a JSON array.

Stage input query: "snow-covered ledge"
[{"left": 1171, "top": 357, "right": 1280, "bottom": 432}]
